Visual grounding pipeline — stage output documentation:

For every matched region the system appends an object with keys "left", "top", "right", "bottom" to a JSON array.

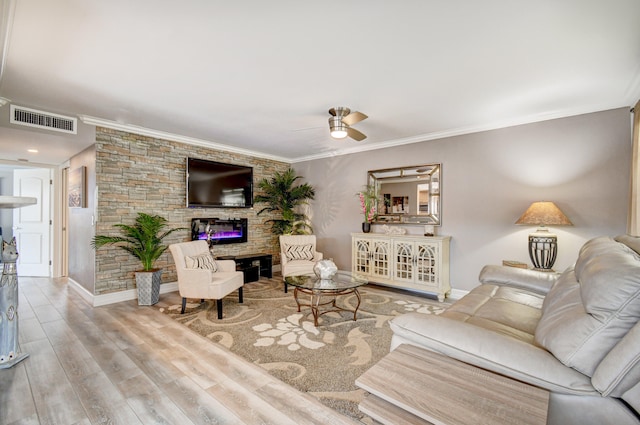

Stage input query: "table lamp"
[{"left": 515, "top": 201, "right": 572, "bottom": 271}]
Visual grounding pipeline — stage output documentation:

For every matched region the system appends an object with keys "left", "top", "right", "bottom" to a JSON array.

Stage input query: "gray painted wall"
[
  {"left": 294, "top": 108, "right": 631, "bottom": 293},
  {"left": 68, "top": 145, "right": 96, "bottom": 293}
]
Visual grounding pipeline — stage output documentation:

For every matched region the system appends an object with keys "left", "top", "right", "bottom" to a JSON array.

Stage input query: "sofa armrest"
[
  {"left": 478, "top": 264, "right": 560, "bottom": 295},
  {"left": 177, "top": 262, "right": 240, "bottom": 299},
  {"left": 313, "top": 252, "right": 323, "bottom": 261},
  {"left": 389, "top": 313, "right": 595, "bottom": 396},
  {"left": 176, "top": 267, "right": 213, "bottom": 294}
]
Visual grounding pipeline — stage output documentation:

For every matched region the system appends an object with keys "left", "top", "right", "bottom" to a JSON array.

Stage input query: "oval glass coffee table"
[{"left": 285, "top": 271, "right": 368, "bottom": 326}]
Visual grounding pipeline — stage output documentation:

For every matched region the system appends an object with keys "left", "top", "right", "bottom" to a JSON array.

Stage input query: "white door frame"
[
  {"left": 1, "top": 159, "right": 65, "bottom": 278},
  {"left": 60, "top": 167, "right": 68, "bottom": 276},
  {"left": 13, "top": 167, "right": 52, "bottom": 276}
]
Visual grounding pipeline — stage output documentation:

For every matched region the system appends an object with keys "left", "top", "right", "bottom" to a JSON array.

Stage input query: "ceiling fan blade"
[
  {"left": 342, "top": 111, "right": 368, "bottom": 126},
  {"left": 347, "top": 127, "right": 367, "bottom": 141}
]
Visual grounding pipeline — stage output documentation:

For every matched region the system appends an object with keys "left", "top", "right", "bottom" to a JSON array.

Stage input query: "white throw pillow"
[
  {"left": 284, "top": 244, "right": 314, "bottom": 261},
  {"left": 185, "top": 253, "right": 218, "bottom": 271}
]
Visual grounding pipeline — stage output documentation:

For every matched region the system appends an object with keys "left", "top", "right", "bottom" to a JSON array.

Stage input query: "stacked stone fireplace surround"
[{"left": 94, "top": 127, "right": 289, "bottom": 296}]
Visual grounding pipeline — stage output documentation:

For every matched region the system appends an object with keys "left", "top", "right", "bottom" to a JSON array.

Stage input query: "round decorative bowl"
[{"left": 313, "top": 259, "right": 338, "bottom": 279}]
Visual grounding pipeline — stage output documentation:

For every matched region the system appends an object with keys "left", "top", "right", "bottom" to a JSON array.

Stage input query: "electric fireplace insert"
[{"left": 191, "top": 218, "right": 248, "bottom": 246}]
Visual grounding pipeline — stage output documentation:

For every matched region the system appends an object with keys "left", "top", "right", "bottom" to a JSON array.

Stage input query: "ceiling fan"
[{"left": 328, "top": 107, "right": 368, "bottom": 141}]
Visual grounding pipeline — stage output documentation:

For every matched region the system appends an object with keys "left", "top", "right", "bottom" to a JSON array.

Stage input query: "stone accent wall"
[{"left": 94, "top": 127, "right": 289, "bottom": 295}]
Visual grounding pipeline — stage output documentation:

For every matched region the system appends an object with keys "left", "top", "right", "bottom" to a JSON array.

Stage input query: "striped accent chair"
[{"left": 279, "top": 234, "right": 323, "bottom": 293}]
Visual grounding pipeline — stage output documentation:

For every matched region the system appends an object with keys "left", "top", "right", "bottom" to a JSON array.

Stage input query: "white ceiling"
[{"left": 1, "top": 0, "right": 639, "bottom": 165}]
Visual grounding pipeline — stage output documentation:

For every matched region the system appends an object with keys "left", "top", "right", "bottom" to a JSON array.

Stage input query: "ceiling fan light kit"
[
  {"left": 328, "top": 107, "right": 368, "bottom": 141},
  {"left": 329, "top": 116, "right": 348, "bottom": 139}
]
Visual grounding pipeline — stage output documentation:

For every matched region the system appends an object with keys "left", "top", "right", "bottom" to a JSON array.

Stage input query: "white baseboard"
[
  {"left": 68, "top": 278, "right": 178, "bottom": 307},
  {"left": 67, "top": 272, "right": 463, "bottom": 306},
  {"left": 67, "top": 278, "right": 95, "bottom": 305},
  {"left": 448, "top": 288, "right": 469, "bottom": 301}
]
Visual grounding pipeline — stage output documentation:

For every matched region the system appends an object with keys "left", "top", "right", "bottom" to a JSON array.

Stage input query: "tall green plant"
[
  {"left": 91, "top": 213, "right": 185, "bottom": 271},
  {"left": 254, "top": 167, "right": 316, "bottom": 235}
]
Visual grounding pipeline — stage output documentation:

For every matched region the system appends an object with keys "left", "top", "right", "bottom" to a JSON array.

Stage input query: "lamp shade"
[{"left": 515, "top": 201, "right": 572, "bottom": 226}]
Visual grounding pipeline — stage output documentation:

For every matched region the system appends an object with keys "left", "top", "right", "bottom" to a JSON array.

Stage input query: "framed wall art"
[{"left": 68, "top": 166, "right": 86, "bottom": 208}]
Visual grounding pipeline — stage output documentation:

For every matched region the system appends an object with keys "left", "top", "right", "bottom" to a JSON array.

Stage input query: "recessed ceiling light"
[{"left": 27, "top": 149, "right": 38, "bottom": 153}]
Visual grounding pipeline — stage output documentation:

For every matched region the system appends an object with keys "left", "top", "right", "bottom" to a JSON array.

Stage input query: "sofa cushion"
[
  {"left": 185, "top": 253, "right": 218, "bottom": 271},
  {"left": 440, "top": 284, "right": 544, "bottom": 344},
  {"left": 535, "top": 237, "right": 640, "bottom": 376},
  {"left": 616, "top": 234, "right": 640, "bottom": 255},
  {"left": 389, "top": 312, "right": 597, "bottom": 395},
  {"left": 592, "top": 321, "right": 640, "bottom": 400},
  {"left": 283, "top": 243, "right": 314, "bottom": 261}
]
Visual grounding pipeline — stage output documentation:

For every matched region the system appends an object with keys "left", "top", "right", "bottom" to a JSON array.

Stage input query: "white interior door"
[{"left": 12, "top": 168, "right": 51, "bottom": 276}]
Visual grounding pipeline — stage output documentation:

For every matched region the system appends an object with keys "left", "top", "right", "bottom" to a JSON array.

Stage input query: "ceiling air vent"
[{"left": 10, "top": 105, "right": 77, "bottom": 134}]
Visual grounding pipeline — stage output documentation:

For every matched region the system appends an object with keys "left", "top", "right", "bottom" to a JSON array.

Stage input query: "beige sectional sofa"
[{"left": 389, "top": 235, "right": 640, "bottom": 425}]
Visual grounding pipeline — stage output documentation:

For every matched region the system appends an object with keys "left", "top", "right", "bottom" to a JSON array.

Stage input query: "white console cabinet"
[{"left": 352, "top": 233, "right": 451, "bottom": 301}]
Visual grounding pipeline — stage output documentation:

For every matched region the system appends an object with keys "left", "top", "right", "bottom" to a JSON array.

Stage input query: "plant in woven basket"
[
  {"left": 91, "top": 212, "right": 186, "bottom": 305},
  {"left": 91, "top": 212, "right": 185, "bottom": 271}
]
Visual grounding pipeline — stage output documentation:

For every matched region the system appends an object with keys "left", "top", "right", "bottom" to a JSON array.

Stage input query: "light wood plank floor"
[{"left": 0, "top": 277, "right": 361, "bottom": 425}]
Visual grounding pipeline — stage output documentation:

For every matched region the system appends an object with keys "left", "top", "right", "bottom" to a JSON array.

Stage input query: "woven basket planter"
[{"left": 135, "top": 269, "right": 162, "bottom": 306}]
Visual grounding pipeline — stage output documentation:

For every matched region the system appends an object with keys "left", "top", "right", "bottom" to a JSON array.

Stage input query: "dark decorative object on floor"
[{"left": 362, "top": 222, "right": 371, "bottom": 233}]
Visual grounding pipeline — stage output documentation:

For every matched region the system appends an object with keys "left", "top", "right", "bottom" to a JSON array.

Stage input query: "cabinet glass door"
[
  {"left": 370, "top": 239, "right": 391, "bottom": 279},
  {"left": 393, "top": 241, "right": 414, "bottom": 283},
  {"left": 416, "top": 242, "right": 439, "bottom": 287},
  {"left": 354, "top": 238, "right": 372, "bottom": 274}
]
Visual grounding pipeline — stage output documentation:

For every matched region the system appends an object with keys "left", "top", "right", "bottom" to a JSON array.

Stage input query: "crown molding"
[
  {"left": 290, "top": 104, "right": 627, "bottom": 163},
  {"left": 78, "top": 115, "right": 292, "bottom": 164},
  {"left": 79, "top": 104, "right": 625, "bottom": 166}
]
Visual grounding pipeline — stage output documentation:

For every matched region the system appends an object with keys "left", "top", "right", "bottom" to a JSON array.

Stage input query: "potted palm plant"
[
  {"left": 254, "top": 167, "right": 316, "bottom": 235},
  {"left": 91, "top": 212, "right": 185, "bottom": 305}
]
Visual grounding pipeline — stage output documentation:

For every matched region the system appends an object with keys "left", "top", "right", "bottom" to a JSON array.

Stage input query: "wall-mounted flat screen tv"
[{"left": 186, "top": 158, "right": 253, "bottom": 208}]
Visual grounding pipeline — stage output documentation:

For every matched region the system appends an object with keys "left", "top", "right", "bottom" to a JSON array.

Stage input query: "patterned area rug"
[{"left": 156, "top": 276, "right": 449, "bottom": 421}]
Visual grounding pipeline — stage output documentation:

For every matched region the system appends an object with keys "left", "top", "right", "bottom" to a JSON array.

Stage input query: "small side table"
[{"left": 216, "top": 253, "right": 273, "bottom": 283}]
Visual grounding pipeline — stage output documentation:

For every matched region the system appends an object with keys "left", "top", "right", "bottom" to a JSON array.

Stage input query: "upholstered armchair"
[
  {"left": 169, "top": 240, "right": 244, "bottom": 319},
  {"left": 279, "top": 234, "right": 323, "bottom": 292}
]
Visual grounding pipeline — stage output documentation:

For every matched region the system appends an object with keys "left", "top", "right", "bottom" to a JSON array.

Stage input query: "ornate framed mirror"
[{"left": 368, "top": 163, "right": 441, "bottom": 225}]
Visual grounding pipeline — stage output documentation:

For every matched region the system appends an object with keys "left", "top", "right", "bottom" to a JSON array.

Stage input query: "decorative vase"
[
  {"left": 135, "top": 269, "right": 162, "bottom": 305},
  {"left": 313, "top": 259, "right": 338, "bottom": 279},
  {"left": 362, "top": 222, "right": 371, "bottom": 233},
  {"left": 0, "top": 238, "right": 29, "bottom": 369}
]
